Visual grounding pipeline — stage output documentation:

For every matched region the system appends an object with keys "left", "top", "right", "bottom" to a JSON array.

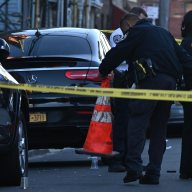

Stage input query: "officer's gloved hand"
[
  {"left": 99, "top": 72, "right": 108, "bottom": 79},
  {"left": 95, "top": 72, "right": 110, "bottom": 81}
]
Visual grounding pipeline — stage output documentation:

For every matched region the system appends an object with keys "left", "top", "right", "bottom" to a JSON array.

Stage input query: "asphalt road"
[{"left": 1, "top": 138, "right": 192, "bottom": 192}]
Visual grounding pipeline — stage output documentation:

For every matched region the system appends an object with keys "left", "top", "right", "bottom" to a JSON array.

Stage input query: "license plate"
[{"left": 30, "top": 113, "right": 47, "bottom": 123}]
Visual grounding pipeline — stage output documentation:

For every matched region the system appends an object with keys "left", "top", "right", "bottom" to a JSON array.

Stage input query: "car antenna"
[{"left": 35, "top": 28, "right": 41, "bottom": 38}]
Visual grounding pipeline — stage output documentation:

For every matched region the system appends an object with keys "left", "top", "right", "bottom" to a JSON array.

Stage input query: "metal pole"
[
  {"left": 85, "top": 0, "right": 91, "bottom": 28},
  {"left": 77, "top": 0, "right": 84, "bottom": 27},
  {"left": 31, "top": 0, "right": 36, "bottom": 28},
  {"left": 57, "top": 0, "right": 60, "bottom": 27},
  {"left": 159, "top": 0, "right": 170, "bottom": 29},
  {"left": 60, "top": 0, "right": 64, "bottom": 27},
  {"left": 67, "top": 0, "right": 72, "bottom": 27},
  {"left": 22, "top": 0, "right": 29, "bottom": 29},
  {"left": 63, "top": 0, "right": 68, "bottom": 26},
  {"left": 73, "top": 0, "right": 77, "bottom": 27},
  {"left": 45, "top": 0, "right": 49, "bottom": 27},
  {"left": 35, "top": 0, "right": 40, "bottom": 28}
]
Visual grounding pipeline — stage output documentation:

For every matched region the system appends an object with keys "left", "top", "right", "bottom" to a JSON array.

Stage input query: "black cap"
[{"left": 130, "top": 7, "right": 148, "bottom": 18}]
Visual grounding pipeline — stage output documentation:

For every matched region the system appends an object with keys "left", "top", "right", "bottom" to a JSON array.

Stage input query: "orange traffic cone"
[{"left": 76, "top": 78, "right": 118, "bottom": 157}]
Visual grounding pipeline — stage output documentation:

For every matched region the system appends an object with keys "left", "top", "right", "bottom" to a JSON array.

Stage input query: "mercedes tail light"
[{"left": 65, "top": 69, "right": 103, "bottom": 82}]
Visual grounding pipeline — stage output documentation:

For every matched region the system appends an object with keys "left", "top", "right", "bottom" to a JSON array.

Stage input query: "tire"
[{"left": 0, "top": 112, "right": 28, "bottom": 186}]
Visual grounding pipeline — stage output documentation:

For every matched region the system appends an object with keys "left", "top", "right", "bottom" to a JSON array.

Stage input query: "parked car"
[
  {"left": 0, "top": 27, "right": 111, "bottom": 149},
  {"left": 0, "top": 28, "right": 183, "bottom": 152},
  {"left": 169, "top": 102, "right": 184, "bottom": 125},
  {"left": 0, "top": 39, "right": 29, "bottom": 186}
]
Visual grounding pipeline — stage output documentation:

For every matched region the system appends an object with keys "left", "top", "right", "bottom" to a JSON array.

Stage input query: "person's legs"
[
  {"left": 123, "top": 98, "right": 157, "bottom": 182},
  {"left": 123, "top": 73, "right": 176, "bottom": 184},
  {"left": 140, "top": 74, "right": 176, "bottom": 184},
  {"left": 140, "top": 100, "right": 172, "bottom": 184},
  {"left": 108, "top": 97, "right": 128, "bottom": 172},
  {"left": 180, "top": 102, "right": 192, "bottom": 179},
  {"left": 108, "top": 70, "right": 129, "bottom": 172}
]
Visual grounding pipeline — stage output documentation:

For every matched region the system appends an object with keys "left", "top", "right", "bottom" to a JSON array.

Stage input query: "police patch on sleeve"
[{"left": 113, "top": 35, "right": 123, "bottom": 44}]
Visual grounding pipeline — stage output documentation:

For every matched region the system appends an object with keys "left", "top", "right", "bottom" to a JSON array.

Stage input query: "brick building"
[
  {"left": 0, "top": 0, "right": 192, "bottom": 39},
  {"left": 169, "top": 0, "right": 192, "bottom": 38},
  {"left": 135, "top": 0, "right": 192, "bottom": 38},
  {"left": 100, "top": 0, "right": 192, "bottom": 38},
  {"left": 139, "top": 0, "right": 192, "bottom": 38}
]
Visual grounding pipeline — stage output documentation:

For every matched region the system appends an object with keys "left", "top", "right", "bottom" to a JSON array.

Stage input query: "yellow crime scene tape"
[{"left": 1, "top": 82, "right": 192, "bottom": 102}]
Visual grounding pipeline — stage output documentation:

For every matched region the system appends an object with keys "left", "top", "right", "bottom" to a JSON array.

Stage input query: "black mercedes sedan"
[
  {"left": 0, "top": 55, "right": 29, "bottom": 185},
  {"left": 0, "top": 28, "right": 111, "bottom": 149}
]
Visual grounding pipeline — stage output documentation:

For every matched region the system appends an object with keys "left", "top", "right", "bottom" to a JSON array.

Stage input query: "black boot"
[
  {"left": 139, "top": 174, "right": 159, "bottom": 185},
  {"left": 123, "top": 170, "right": 142, "bottom": 183},
  {"left": 108, "top": 164, "right": 126, "bottom": 172},
  {"left": 179, "top": 173, "right": 192, "bottom": 179}
]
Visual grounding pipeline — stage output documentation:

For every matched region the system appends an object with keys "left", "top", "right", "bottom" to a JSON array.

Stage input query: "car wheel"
[{"left": 0, "top": 112, "right": 28, "bottom": 186}]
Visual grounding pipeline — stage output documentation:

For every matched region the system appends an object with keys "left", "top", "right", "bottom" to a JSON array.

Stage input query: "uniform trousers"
[
  {"left": 109, "top": 70, "right": 128, "bottom": 166},
  {"left": 111, "top": 97, "right": 128, "bottom": 164},
  {"left": 125, "top": 73, "right": 176, "bottom": 176},
  {"left": 180, "top": 102, "right": 192, "bottom": 176}
]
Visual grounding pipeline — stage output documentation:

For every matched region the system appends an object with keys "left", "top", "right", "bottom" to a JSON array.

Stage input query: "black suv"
[{"left": 0, "top": 27, "right": 111, "bottom": 149}]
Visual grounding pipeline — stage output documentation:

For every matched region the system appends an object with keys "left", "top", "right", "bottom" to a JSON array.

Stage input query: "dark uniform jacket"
[
  {"left": 99, "top": 19, "right": 192, "bottom": 81},
  {"left": 181, "top": 36, "right": 192, "bottom": 89}
]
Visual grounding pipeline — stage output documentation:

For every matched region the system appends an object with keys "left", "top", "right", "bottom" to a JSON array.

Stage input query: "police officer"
[
  {"left": 108, "top": 7, "right": 148, "bottom": 173},
  {"left": 107, "top": 14, "right": 129, "bottom": 172},
  {"left": 179, "top": 10, "right": 192, "bottom": 180},
  {"left": 98, "top": 13, "right": 192, "bottom": 184}
]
